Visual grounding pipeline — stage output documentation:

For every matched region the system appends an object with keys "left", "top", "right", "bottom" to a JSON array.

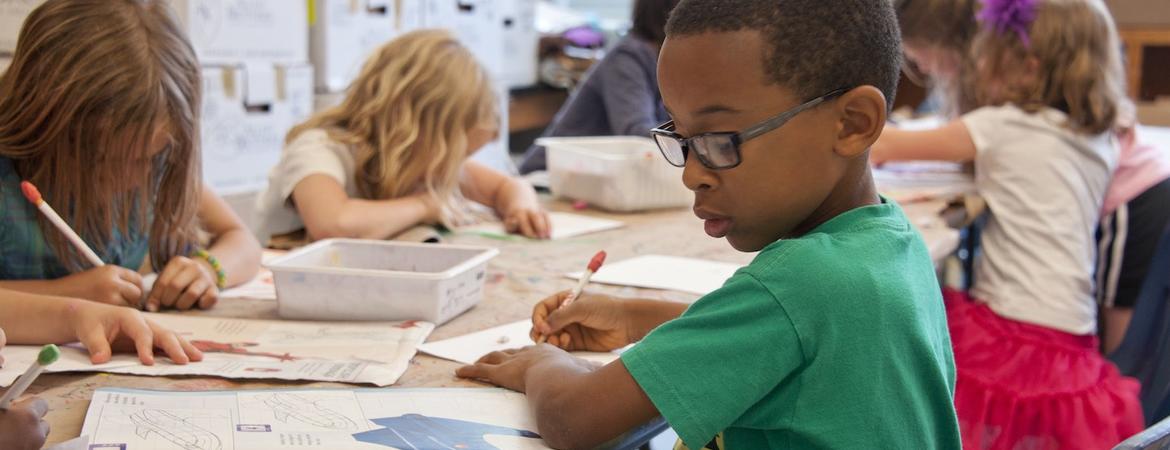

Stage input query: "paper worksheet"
[
  {"left": 418, "top": 320, "right": 627, "bottom": 366},
  {"left": 77, "top": 387, "right": 553, "bottom": 450},
  {"left": 567, "top": 254, "right": 741, "bottom": 295},
  {"left": 0, "top": 314, "right": 433, "bottom": 387},
  {"left": 457, "top": 212, "right": 624, "bottom": 240}
]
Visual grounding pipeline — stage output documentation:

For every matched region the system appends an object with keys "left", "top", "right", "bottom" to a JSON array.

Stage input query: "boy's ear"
[{"left": 833, "top": 86, "right": 887, "bottom": 158}]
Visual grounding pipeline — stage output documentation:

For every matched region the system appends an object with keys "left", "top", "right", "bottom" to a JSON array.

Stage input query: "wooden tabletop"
[{"left": 32, "top": 199, "right": 958, "bottom": 445}]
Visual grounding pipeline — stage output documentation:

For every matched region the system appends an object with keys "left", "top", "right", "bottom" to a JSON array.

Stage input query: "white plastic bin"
[
  {"left": 540, "top": 136, "right": 692, "bottom": 212},
  {"left": 266, "top": 239, "right": 499, "bottom": 324}
]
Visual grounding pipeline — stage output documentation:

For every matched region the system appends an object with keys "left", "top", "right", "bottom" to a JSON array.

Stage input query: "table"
[{"left": 32, "top": 199, "right": 958, "bottom": 446}]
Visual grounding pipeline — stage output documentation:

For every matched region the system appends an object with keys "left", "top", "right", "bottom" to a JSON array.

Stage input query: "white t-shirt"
[
  {"left": 963, "top": 105, "right": 1118, "bottom": 335},
  {"left": 254, "top": 128, "right": 358, "bottom": 242}
]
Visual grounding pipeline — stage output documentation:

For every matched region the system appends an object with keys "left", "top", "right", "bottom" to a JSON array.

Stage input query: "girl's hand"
[
  {"left": 65, "top": 299, "right": 203, "bottom": 365},
  {"left": 60, "top": 265, "right": 143, "bottom": 307},
  {"left": 503, "top": 201, "right": 550, "bottom": 239},
  {"left": 146, "top": 256, "right": 218, "bottom": 311}
]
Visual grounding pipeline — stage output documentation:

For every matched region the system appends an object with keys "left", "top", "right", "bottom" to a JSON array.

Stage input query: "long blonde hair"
[
  {"left": 288, "top": 29, "right": 499, "bottom": 224},
  {"left": 970, "top": 0, "right": 1129, "bottom": 134},
  {"left": 0, "top": 0, "right": 201, "bottom": 271}
]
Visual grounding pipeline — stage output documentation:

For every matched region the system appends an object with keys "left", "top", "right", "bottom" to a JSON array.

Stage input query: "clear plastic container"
[
  {"left": 540, "top": 136, "right": 692, "bottom": 212},
  {"left": 266, "top": 239, "right": 499, "bottom": 324}
]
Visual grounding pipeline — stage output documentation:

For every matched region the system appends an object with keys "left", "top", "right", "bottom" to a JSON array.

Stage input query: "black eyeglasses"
[{"left": 650, "top": 88, "right": 848, "bottom": 170}]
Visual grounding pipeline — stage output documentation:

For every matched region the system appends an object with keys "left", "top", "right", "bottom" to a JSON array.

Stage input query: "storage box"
[
  {"left": 201, "top": 63, "right": 314, "bottom": 194},
  {"left": 499, "top": 0, "right": 539, "bottom": 88},
  {"left": 541, "top": 136, "right": 692, "bottom": 212},
  {"left": 311, "top": 0, "right": 424, "bottom": 93},
  {"left": 1106, "top": 0, "right": 1170, "bottom": 27},
  {"left": 171, "top": 0, "right": 308, "bottom": 65},
  {"left": 423, "top": 0, "right": 504, "bottom": 77},
  {"left": 0, "top": 0, "right": 39, "bottom": 53},
  {"left": 267, "top": 239, "right": 499, "bottom": 324}
]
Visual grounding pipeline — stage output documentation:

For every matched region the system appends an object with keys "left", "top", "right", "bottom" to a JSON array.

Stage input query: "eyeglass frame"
[{"left": 649, "top": 88, "right": 849, "bottom": 170}]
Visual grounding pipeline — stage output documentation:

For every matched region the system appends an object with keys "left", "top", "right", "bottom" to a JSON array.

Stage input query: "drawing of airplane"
[
  {"left": 353, "top": 414, "right": 543, "bottom": 449},
  {"left": 129, "top": 409, "right": 223, "bottom": 450},
  {"left": 263, "top": 393, "right": 358, "bottom": 430}
]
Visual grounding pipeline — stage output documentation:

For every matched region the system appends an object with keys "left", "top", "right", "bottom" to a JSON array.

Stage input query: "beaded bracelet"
[{"left": 191, "top": 249, "right": 227, "bottom": 290}]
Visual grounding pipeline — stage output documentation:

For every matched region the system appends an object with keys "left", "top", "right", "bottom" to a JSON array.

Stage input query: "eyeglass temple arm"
[{"left": 738, "top": 89, "right": 848, "bottom": 142}]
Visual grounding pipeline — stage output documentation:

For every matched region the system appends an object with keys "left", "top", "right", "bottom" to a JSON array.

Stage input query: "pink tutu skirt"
[{"left": 944, "top": 289, "right": 1144, "bottom": 450}]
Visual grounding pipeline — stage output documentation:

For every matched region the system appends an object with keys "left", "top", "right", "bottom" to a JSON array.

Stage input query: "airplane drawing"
[{"left": 129, "top": 409, "right": 223, "bottom": 450}]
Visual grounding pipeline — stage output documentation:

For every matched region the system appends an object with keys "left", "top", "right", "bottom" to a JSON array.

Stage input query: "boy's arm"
[
  {"left": 458, "top": 347, "right": 660, "bottom": 450},
  {"left": 197, "top": 185, "right": 261, "bottom": 287},
  {"left": 870, "top": 120, "right": 977, "bottom": 164}
]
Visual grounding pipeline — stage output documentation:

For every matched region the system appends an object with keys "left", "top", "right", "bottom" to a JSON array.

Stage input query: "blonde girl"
[
  {"left": 885, "top": 0, "right": 1170, "bottom": 354},
  {"left": 0, "top": 0, "right": 261, "bottom": 311},
  {"left": 257, "top": 30, "right": 548, "bottom": 242},
  {"left": 874, "top": 0, "right": 1145, "bottom": 447}
]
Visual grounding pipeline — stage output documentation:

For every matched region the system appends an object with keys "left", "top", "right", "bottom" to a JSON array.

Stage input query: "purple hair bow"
[{"left": 978, "top": 0, "right": 1039, "bottom": 47}]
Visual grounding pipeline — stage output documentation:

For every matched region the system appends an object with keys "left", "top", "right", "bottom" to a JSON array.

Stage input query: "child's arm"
[
  {"left": 0, "top": 397, "right": 48, "bottom": 450},
  {"left": 0, "top": 267, "right": 143, "bottom": 308},
  {"left": 147, "top": 186, "right": 262, "bottom": 311},
  {"left": 0, "top": 288, "right": 202, "bottom": 365},
  {"left": 870, "top": 120, "right": 977, "bottom": 165},
  {"left": 459, "top": 348, "right": 660, "bottom": 449},
  {"left": 291, "top": 174, "right": 440, "bottom": 240},
  {"left": 460, "top": 160, "right": 550, "bottom": 239}
]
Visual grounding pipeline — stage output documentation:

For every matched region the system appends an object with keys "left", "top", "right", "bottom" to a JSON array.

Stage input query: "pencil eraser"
[
  {"left": 20, "top": 181, "right": 42, "bottom": 205},
  {"left": 37, "top": 344, "right": 60, "bottom": 366},
  {"left": 587, "top": 251, "right": 607, "bottom": 272}
]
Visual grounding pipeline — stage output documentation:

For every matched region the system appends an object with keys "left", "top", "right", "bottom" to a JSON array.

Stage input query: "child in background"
[
  {"left": 871, "top": 0, "right": 1144, "bottom": 447},
  {"left": 0, "top": 0, "right": 262, "bottom": 312},
  {"left": 886, "top": 0, "right": 1170, "bottom": 353},
  {"left": 256, "top": 30, "right": 548, "bottom": 243},
  {"left": 457, "top": 1, "right": 960, "bottom": 449},
  {"left": 518, "top": 0, "right": 679, "bottom": 174}
]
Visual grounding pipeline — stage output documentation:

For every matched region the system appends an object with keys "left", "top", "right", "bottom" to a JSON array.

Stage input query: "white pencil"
[
  {"left": 0, "top": 345, "right": 60, "bottom": 410},
  {"left": 21, "top": 181, "right": 104, "bottom": 268}
]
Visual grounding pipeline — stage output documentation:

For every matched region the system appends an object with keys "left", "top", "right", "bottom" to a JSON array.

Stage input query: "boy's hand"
[
  {"left": 456, "top": 345, "right": 587, "bottom": 392},
  {"left": 65, "top": 300, "right": 203, "bottom": 365},
  {"left": 0, "top": 397, "right": 49, "bottom": 450},
  {"left": 61, "top": 265, "right": 143, "bottom": 307},
  {"left": 531, "top": 291, "right": 632, "bottom": 351},
  {"left": 146, "top": 256, "right": 218, "bottom": 312},
  {"left": 503, "top": 205, "right": 551, "bottom": 239}
]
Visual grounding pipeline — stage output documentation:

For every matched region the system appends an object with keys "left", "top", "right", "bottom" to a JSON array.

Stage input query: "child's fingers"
[
  {"left": 516, "top": 213, "right": 536, "bottom": 238},
  {"left": 15, "top": 396, "right": 48, "bottom": 419},
  {"left": 198, "top": 289, "right": 219, "bottom": 310},
  {"left": 177, "top": 335, "right": 204, "bottom": 362},
  {"left": 77, "top": 324, "right": 113, "bottom": 364},
  {"left": 148, "top": 262, "right": 182, "bottom": 311},
  {"left": 455, "top": 363, "right": 493, "bottom": 380},
  {"left": 119, "top": 317, "right": 156, "bottom": 366},
  {"left": 532, "top": 211, "right": 551, "bottom": 239},
  {"left": 152, "top": 329, "right": 190, "bottom": 365},
  {"left": 531, "top": 291, "right": 571, "bottom": 335},
  {"left": 175, "top": 278, "right": 210, "bottom": 311}
]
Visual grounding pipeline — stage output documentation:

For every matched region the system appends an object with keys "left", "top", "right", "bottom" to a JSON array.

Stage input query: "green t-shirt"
[{"left": 621, "top": 199, "right": 960, "bottom": 449}]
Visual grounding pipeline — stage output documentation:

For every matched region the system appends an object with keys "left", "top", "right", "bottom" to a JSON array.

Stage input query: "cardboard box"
[
  {"left": 499, "top": 0, "right": 539, "bottom": 88},
  {"left": 311, "top": 0, "right": 424, "bottom": 93},
  {"left": 1138, "top": 98, "right": 1170, "bottom": 127},
  {"left": 201, "top": 63, "right": 314, "bottom": 195},
  {"left": 0, "top": 0, "right": 40, "bottom": 53},
  {"left": 1106, "top": 0, "right": 1170, "bottom": 27},
  {"left": 423, "top": 0, "right": 504, "bottom": 77},
  {"left": 171, "top": 0, "right": 308, "bottom": 65}
]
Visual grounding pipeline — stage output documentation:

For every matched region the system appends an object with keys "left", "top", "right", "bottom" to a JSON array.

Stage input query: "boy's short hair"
[{"left": 666, "top": 0, "right": 902, "bottom": 110}]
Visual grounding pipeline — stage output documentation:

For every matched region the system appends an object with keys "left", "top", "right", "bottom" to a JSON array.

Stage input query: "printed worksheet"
[
  {"left": 0, "top": 315, "right": 433, "bottom": 387},
  {"left": 418, "top": 320, "right": 627, "bottom": 366},
  {"left": 457, "top": 212, "right": 624, "bottom": 240},
  {"left": 567, "top": 254, "right": 740, "bottom": 295},
  {"left": 78, "top": 387, "right": 552, "bottom": 450}
]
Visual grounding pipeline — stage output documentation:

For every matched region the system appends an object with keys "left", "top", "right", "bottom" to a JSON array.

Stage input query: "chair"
[{"left": 1110, "top": 222, "right": 1170, "bottom": 425}]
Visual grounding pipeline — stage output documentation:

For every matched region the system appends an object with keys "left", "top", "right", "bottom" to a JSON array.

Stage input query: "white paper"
[
  {"left": 44, "top": 436, "right": 89, "bottom": 450},
  {"left": 78, "top": 387, "right": 553, "bottom": 449},
  {"left": 458, "top": 212, "right": 624, "bottom": 240},
  {"left": 419, "top": 320, "right": 625, "bottom": 366},
  {"left": 567, "top": 255, "right": 740, "bottom": 295},
  {"left": 0, "top": 315, "right": 433, "bottom": 387}
]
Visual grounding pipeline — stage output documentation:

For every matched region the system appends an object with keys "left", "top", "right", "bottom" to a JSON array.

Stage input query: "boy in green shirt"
[{"left": 456, "top": 0, "right": 961, "bottom": 448}]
